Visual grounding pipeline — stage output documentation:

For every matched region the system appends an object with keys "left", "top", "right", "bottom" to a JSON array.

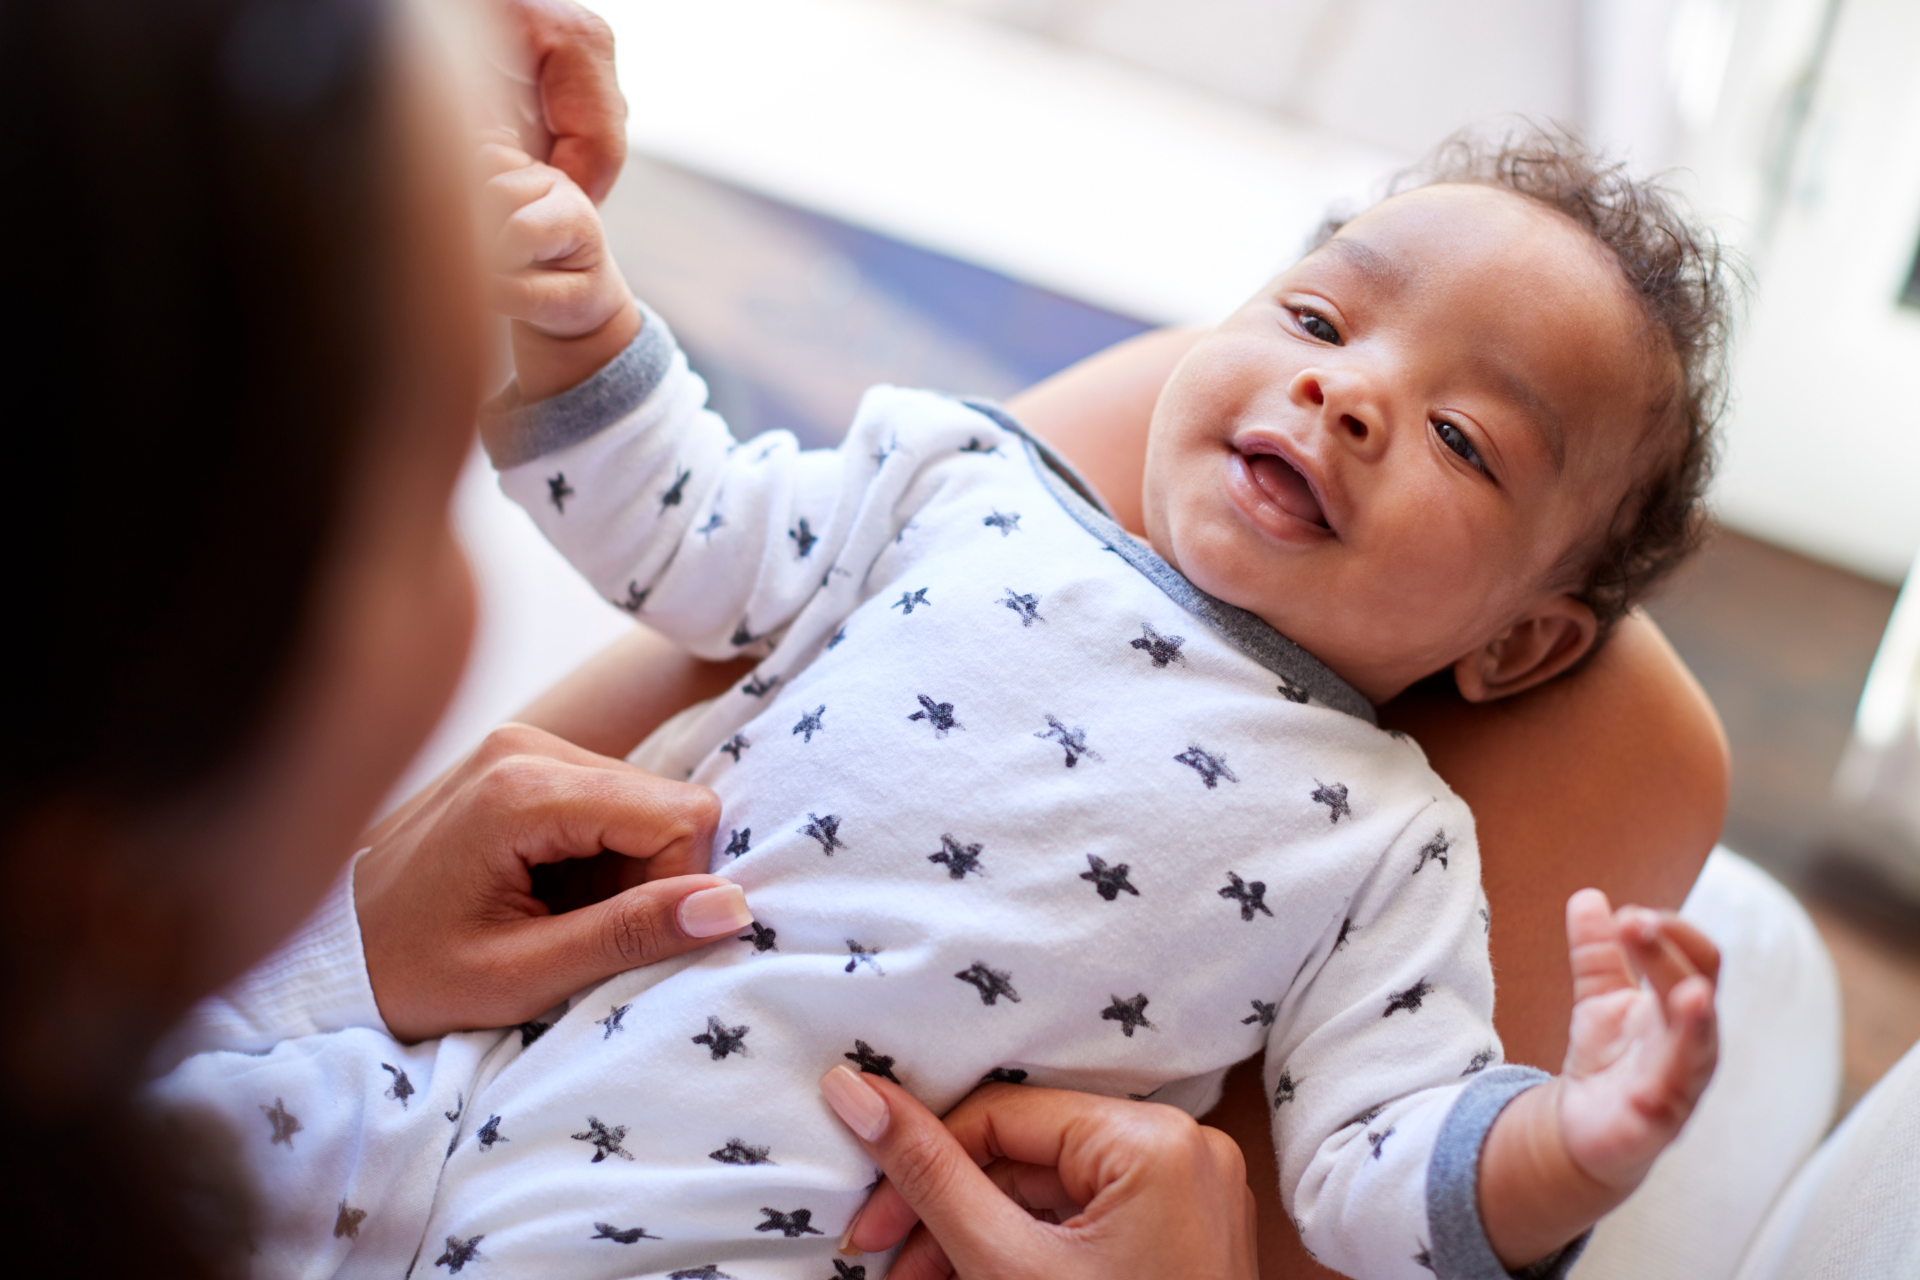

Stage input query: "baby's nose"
[
  {"left": 1292, "top": 369, "right": 1329, "bottom": 408},
  {"left": 1290, "top": 369, "right": 1373, "bottom": 443}
]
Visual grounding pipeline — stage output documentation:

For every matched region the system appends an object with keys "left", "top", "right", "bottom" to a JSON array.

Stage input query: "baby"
[{"left": 158, "top": 129, "right": 1727, "bottom": 1280}]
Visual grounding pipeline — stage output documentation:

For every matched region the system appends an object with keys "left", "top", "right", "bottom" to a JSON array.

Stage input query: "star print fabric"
[
  {"left": 494, "top": 322, "right": 1512, "bottom": 1279},
  {"left": 151, "top": 320, "right": 1527, "bottom": 1280},
  {"left": 148, "top": 1011, "right": 501, "bottom": 1278}
]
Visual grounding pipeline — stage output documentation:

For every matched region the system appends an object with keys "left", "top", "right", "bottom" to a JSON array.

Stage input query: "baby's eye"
[
  {"left": 1434, "top": 420, "right": 1487, "bottom": 474},
  {"left": 1294, "top": 309, "right": 1341, "bottom": 345}
]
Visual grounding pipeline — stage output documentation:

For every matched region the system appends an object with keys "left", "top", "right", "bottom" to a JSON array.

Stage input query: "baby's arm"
[
  {"left": 1269, "top": 795, "right": 1517, "bottom": 1276},
  {"left": 147, "top": 1021, "right": 496, "bottom": 1274},
  {"left": 475, "top": 143, "right": 999, "bottom": 663},
  {"left": 1268, "top": 795, "right": 1718, "bottom": 1277},
  {"left": 1477, "top": 893, "right": 1720, "bottom": 1267}
]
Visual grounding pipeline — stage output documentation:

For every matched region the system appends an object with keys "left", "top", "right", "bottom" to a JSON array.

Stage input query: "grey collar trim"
[{"left": 963, "top": 400, "right": 1377, "bottom": 725}]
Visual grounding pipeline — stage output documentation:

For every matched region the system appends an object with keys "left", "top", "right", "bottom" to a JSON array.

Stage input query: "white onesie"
[{"left": 152, "top": 311, "right": 1584, "bottom": 1280}]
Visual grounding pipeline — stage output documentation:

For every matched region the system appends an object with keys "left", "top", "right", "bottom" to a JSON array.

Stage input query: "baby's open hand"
[
  {"left": 478, "top": 133, "right": 638, "bottom": 402},
  {"left": 1557, "top": 888, "right": 1719, "bottom": 1190}
]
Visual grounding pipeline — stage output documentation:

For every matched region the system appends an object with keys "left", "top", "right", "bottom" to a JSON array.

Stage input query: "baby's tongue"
[{"left": 1249, "top": 453, "right": 1325, "bottom": 526}]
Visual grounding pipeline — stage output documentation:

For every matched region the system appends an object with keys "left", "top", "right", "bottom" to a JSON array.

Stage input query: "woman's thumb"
[
  {"left": 511, "top": 876, "right": 750, "bottom": 997},
  {"left": 822, "top": 1068, "right": 1038, "bottom": 1271}
]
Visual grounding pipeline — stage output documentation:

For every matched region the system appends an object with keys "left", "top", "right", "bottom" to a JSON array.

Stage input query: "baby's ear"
[{"left": 1451, "top": 595, "right": 1598, "bottom": 702}]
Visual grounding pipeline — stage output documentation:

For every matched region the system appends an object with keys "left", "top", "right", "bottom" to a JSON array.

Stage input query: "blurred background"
[{"left": 416, "top": 0, "right": 1920, "bottom": 1114}]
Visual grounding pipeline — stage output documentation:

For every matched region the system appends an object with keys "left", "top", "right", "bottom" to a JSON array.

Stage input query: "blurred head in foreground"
[{"left": 0, "top": 0, "right": 484, "bottom": 1269}]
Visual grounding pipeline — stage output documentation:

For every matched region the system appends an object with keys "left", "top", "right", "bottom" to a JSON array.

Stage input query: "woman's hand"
[
  {"left": 355, "top": 723, "right": 748, "bottom": 1042},
  {"left": 499, "top": 0, "right": 627, "bottom": 202},
  {"left": 820, "top": 1067, "right": 1259, "bottom": 1280}
]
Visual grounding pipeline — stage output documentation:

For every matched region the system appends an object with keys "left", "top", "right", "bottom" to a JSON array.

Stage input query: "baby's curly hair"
[{"left": 1314, "top": 124, "right": 1738, "bottom": 640}]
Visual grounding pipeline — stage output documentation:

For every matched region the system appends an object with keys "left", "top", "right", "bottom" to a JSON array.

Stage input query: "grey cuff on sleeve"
[
  {"left": 482, "top": 301, "right": 678, "bottom": 469},
  {"left": 1428, "top": 1066, "right": 1590, "bottom": 1280}
]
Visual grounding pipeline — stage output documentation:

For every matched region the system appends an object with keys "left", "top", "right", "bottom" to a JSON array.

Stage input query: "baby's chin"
[
  {"left": 1166, "top": 525, "right": 1318, "bottom": 639},
  {"left": 1152, "top": 507, "right": 1456, "bottom": 701}
]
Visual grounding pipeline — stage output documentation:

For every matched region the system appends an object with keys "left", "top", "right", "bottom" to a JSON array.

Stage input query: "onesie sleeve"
[
  {"left": 148, "top": 853, "right": 387, "bottom": 1075},
  {"left": 146, "top": 1020, "right": 502, "bottom": 1280},
  {"left": 484, "top": 306, "right": 976, "bottom": 661},
  {"left": 1262, "top": 793, "right": 1585, "bottom": 1280}
]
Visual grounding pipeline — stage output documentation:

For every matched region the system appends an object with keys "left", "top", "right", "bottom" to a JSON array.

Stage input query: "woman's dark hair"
[
  {"left": 0, "top": 0, "right": 391, "bottom": 820},
  {"left": 1313, "top": 124, "right": 1738, "bottom": 640},
  {"left": 0, "top": 0, "right": 392, "bottom": 1271}
]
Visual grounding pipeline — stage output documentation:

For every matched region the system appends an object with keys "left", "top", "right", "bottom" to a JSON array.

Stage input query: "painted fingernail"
[
  {"left": 677, "top": 884, "right": 752, "bottom": 938},
  {"left": 821, "top": 1065, "right": 889, "bottom": 1142}
]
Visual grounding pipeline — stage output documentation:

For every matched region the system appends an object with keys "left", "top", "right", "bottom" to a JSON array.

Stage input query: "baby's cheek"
[
  {"left": 1352, "top": 537, "right": 1517, "bottom": 655},
  {"left": 1148, "top": 469, "right": 1236, "bottom": 577}
]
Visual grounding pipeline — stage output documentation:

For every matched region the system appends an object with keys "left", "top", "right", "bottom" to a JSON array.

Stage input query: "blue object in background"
[
  {"left": 794, "top": 201, "right": 1153, "bottom": 390},
  {"left": 617, "top": 163, "right": 1151, "bottom": 448}
]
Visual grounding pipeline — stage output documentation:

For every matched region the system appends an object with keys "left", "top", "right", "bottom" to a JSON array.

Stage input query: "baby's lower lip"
[
  {"left": 1243, "top": 450, "right": 1328, "bottom": 528},
  {"left": 1222, "top": 450, "right": 1334, "bottom": 544}
]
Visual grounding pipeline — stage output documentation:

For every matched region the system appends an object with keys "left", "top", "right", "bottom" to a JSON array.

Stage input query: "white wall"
[
  {"left": 909, "top": 0, "right": 1716, "bottom": 171},
  {"left": 917, "top": 0, "right": 1584, "bottom": 158},
  {"left": 605, "top": 0, "right": 1398, "bottom": 326},
  {"left": 1699, "top": 0, "right": 1920, "bottom": 582}
]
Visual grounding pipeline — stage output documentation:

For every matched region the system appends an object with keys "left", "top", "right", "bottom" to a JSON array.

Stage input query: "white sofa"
[{"left": 1733, "top": 1021, "right": 1920, "bottom": 1277}]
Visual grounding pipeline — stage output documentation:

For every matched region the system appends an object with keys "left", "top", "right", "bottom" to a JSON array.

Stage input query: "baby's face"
[{"left": 1141, "top": 184, "right": 1665, "bottom": 704}]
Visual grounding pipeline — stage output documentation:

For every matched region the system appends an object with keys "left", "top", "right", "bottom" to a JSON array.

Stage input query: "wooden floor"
[{"left": 604, "top": 155, "right": 1920, "bottom": 1122}]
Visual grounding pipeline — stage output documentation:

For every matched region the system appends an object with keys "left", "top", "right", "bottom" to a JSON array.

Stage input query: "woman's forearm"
[
  {"left": 511, "top": 625, "right": 753, "bottom": 760},
  {"left": 1381, "top": 614, "right": 1727, "bottom": 1069}
]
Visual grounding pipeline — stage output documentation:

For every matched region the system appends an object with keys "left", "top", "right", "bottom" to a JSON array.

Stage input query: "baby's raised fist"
[
  {"left": 477, "top": 133, "right": 639, "bottom": 404},
  {"left": 479, "top": 134, "right": 630, "bottom": 340}
]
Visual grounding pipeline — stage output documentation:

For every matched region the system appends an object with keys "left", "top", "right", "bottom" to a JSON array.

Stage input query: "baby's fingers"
[
  {"left": 492, "top": 266, "right": 627, "bottom": 339},
  {"left": 1643, "top": 973, "right": 1718, "bottom": 1121},
  {"left": 475, "top": 132, "right": 534, "bottom": 178},
  {"left": 1661, "top": 916, "right": 1721, "bottom": 983},
  {"left": 1566, "top": 888, "right": 1636, "bottom": 1002},
  {"left": 482, "top": 162, "right": 563, "bottom": 237},
  {"left": 1622, "top": 910, "right": 1720, "bottom": 1005},
  {"left": 1560, "top": 970, "right": 1719, "bottom": 1188},
  {"left": 494, "top": 180, "right": 602, "bottom": 273}
]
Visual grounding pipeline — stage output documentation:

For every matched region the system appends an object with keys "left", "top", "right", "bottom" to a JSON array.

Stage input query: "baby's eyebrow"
[
  {"left": 1474, "top": 357, "right": 1566, "bottom": 473},
  {"left": 1318, "top": 236, "right": 1407, "bottom": 290}
]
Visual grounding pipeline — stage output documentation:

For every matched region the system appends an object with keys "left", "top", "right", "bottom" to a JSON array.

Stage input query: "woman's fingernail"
[
  {"left": 837, "top": 1210, "right": 865, "bottom": 1257},
  {"left": 677, "top": 884, "right": 752, "bottom": 938},
  {"left": 820, "top": 1065, "right": 889, "bottom": 1142}
]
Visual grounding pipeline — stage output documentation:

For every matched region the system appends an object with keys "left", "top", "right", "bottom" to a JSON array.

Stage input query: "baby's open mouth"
[{"left": 1244, "top": 449, "right": 1328, "bottom": 528}]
